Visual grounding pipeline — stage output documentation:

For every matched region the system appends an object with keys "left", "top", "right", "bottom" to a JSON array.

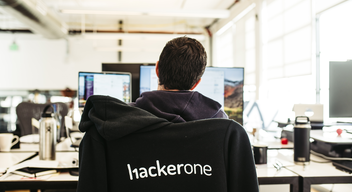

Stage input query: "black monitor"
[
  {"left": 102, "top": 63, "right": 154, "bottom": 102},
  {"left": 139, "top": 66, "right": 244, "bottom": 125},
  {"left": 78, "top": 71, "right": 132, "bottom": 109},
  {"left": 329, "top": 61, "right": 352, "bottom": 118}
]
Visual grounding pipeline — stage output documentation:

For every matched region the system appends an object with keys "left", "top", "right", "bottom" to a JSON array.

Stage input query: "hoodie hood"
[
  {"left": 129, "top": 91, "right": 227, "bottom": 123},
  {"left": 79, "top": 95, "right": 170, "bottom": 141}
]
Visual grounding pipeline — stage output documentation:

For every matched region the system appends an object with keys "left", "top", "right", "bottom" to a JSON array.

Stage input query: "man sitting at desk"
[
  {"left": 78, "top": 37, "right": 258, "bottom": 192},
  {"left": 129, "top": 36, "right": 228, "bottom": 122}
]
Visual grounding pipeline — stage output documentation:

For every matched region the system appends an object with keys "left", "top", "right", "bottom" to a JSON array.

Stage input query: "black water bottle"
[{"left": 294, "top": 116, "right": 311, "bottom": 165}]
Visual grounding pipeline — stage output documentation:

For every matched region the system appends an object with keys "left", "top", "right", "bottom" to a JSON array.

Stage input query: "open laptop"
[{"left": 293, "top": 104, "right": 324, "bottom": 129}]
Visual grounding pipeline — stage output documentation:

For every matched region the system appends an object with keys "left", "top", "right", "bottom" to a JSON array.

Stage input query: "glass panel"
[
  {"left": 284, "top": 0, "right": 311, "bottom": 33},
  {"left": 265, "top": 39, "right": 283, "bottom": 68},
  {"left": 284, "top": 59, "right": 312, "bottom": 77},
  {"left": 246, "top": 48, "right": 256, "bottom": 73},
  {"left": 284, "top": 26, "right": 311, "bottom": 64},
  {"left": 267, "top": 0, "right": 284, "bottom": 19},
  {"left": 267, "top": 15, "right": 284, "bottom": 41}
]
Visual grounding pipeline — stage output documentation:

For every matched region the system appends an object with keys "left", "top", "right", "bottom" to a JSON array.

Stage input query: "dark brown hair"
[{"left": 158, "top": 36, "right": 207, "bottom": 90}]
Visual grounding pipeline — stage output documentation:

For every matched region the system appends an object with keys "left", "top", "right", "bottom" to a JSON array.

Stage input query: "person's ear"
[
  {"left": 155, "top": 61, "right": 159, "bottom": 78},
  {"left": 190, "top": 78, "right": 201, "bottom": 90}
]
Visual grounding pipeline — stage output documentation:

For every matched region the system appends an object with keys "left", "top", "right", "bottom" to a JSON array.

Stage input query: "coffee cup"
[
  {"left": 0, "top": 133, "right": 19, "bottom": 152},
  {"left": 253, "top": 143, "right": 268, "bottom": 164}
]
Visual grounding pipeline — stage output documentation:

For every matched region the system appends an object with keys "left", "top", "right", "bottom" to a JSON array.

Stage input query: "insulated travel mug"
[
  {"left": 39, "top": 105, "right": 57, "bottom": 160},
  {"left": 293, "top": 116, "right": 311, "bottom": 165}
]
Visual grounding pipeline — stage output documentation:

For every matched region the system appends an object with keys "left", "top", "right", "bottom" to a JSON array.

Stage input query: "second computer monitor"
[
  {"left": 139, "top": 66, "right": 244, "bottom": 124},
  {"left": 78, "top": 71, "right": 132, "bottom": 109},
  {"left": 102, "top": 63, "right": 154, "bottom": 102}
]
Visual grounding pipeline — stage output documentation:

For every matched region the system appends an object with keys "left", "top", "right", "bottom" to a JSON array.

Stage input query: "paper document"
[{"left": 0, "top": 160, "right": 59, "bottom": 180}]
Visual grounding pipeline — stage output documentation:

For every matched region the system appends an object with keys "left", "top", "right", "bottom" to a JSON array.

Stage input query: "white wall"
[
  {"left": 0, "top": 33, "right": 208, "bottom": 90},
  {"left": 0, "top": 34, "right": 113, "bottom": 90}
]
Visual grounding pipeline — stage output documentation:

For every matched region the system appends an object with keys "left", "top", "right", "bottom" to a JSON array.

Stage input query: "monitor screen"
[
  {"left": 102, "top": 63, "right": 154, "bottom": 102},
  {"left": 329, "top": 61, "right": 352, "bottom": 118},
  {"left": 78, "top": 72, "right": 132, "bottom": 108},
  {"left": 139, "top": 66, "right": 244, "bottom": 124}
]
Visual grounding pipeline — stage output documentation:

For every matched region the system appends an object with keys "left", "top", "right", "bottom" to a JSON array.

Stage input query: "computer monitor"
[
  {"left": 139, "top": 66, "right": 244, "bottom": 124},
  {"left": 102, "top": 63, "right": 154, "bottom": 102},
  {"left": 78, "top": 72, "right": 132, "bottom": 109},
  {"left": 329, "top": 61, "right": 352, "bottom": 119}
]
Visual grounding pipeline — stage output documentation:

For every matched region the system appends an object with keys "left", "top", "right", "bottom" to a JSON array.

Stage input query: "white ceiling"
[{"left": 0, "top": 0, "right": 237, "bottom": 34}]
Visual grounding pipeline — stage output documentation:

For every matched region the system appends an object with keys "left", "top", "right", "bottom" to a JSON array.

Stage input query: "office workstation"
[{"left": 1, "top": 0, "right": 352, "bottom": 192}]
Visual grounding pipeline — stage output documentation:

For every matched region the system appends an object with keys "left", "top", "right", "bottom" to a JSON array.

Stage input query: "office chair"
[
  {"left": 77, "top": 96, "right": 259, "bottom": 192},
  {"left": 16, "top": 102, "right": 69, "bottom": 138}
]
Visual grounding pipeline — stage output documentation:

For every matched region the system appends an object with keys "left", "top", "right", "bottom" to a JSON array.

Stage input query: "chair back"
[
  {"left": 16, "top": 102, "right": 68, "bottom": 137},
  {"left": 78, "top": 118, "right": 259, "bottom": 192}
]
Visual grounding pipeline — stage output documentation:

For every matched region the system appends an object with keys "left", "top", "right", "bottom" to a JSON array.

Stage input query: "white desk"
[
  {"left": 0, "top": 152, "right": 78, "bottom": 192},
  {"left": 3, "top": 142, "right": 351, "bottom": 192},
  {"left": 267, "top": 149, "right": 352, "bottom": 192},
  {"left": 256, "top": 164, "right": 299, "bottom": 192},
  {"left": 11, "top": 138, "right": 77, "bottom": 152},
  {"left": 0, "top": 171, "right": 78, "bottom": 192},
  {"left": 248, "top": 132, "right": 294, "bottom": 149},
  {"left": 284, "top": 154, "right": 352, "bottom": 192},
  {"left": 0, "top": 152, "right": 37, "bottom": 173}
]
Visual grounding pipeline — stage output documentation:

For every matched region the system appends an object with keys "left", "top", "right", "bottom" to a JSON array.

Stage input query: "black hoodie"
[
  {"left": 129, "top": 90, "right": 228, "bottom": 123},
  {"left": 77, "top": 95, "right": 258, "bottom": 192}
]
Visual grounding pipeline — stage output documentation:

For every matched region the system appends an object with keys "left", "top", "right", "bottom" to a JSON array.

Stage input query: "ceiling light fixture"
[
  {"left": 216, "top": 3, "right": 256, "bottom": 36},
  {"left": 83, "top": 33, "right": 205, "bottom": 41},
  {"left": 95, "top": 47, "right": 160, "bottom": 53},
  {"left": 60, "top": 8, "right": 230, "bottom": 19}
]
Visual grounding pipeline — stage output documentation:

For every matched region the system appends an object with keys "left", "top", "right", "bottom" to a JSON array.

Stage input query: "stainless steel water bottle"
[
  {"left": 39, "top": 105, "right": 57, "bottom": 160},
  {"left": 293, "top": 116, "right": 311, "bottom": 165}
]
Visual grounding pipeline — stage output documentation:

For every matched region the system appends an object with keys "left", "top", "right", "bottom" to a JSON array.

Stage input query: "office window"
[
  {"left": 213, "top": 7, "right": 256, "bottom": 101},
  {"left": 318, "top": 0, "right": 352, "bottom": 120},
  {"left": 261, "top": 0, "right": 315, "bottom": 112},
  {"left": 262, "top": 0, "right": 312, "bottom": 80},
  {"left": 213, "top": 26, "right": 234, "bottom": 68}
]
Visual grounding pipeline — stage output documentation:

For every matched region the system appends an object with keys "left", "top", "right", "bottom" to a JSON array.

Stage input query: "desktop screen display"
[
  {"left": 139, "top": 66, "right": 244, "bottom": 124},
  {"left": 329, "top": 61, "right": 352, "bottom": 118},
  {"left": 78, "top": 72, "right": 131, "bottom": 108},
  {"left": 102, "top": 63, "right": 154, "bottom": 102}
]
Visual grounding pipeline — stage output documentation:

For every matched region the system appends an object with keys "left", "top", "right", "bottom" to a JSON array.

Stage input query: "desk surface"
[
  {"left": 11, "top": 138, "right": 77, "bottom": 152},
  {"left": 248, "top": 132, "right": 294, "bottom": 149},
  {"left": 269, "top": 150, "right": 352, "bottom": 177},
  {"left": 0, "top": 152, "right": 37, "bottom": 171},
  {"left": 2, "top": 144, "right": 351, "bottom": 192},
  {"left": 0, "top": 151, "right": 79, "bottom": 191},
  {"left": 267, "top": 149, "right": 352, "bottom": 192}
]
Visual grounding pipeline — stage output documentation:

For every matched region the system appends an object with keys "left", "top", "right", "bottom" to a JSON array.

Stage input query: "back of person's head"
[{"left": 158, "top": 36, "right": 207, "bottom": 90}]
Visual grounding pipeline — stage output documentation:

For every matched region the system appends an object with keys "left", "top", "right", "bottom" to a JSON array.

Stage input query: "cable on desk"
[
  {"left": 310, "top": 159, "right": 331, "bottom": 163},
  {"left": 311, "top": 150, "right": 352, "bottom": 161}
]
